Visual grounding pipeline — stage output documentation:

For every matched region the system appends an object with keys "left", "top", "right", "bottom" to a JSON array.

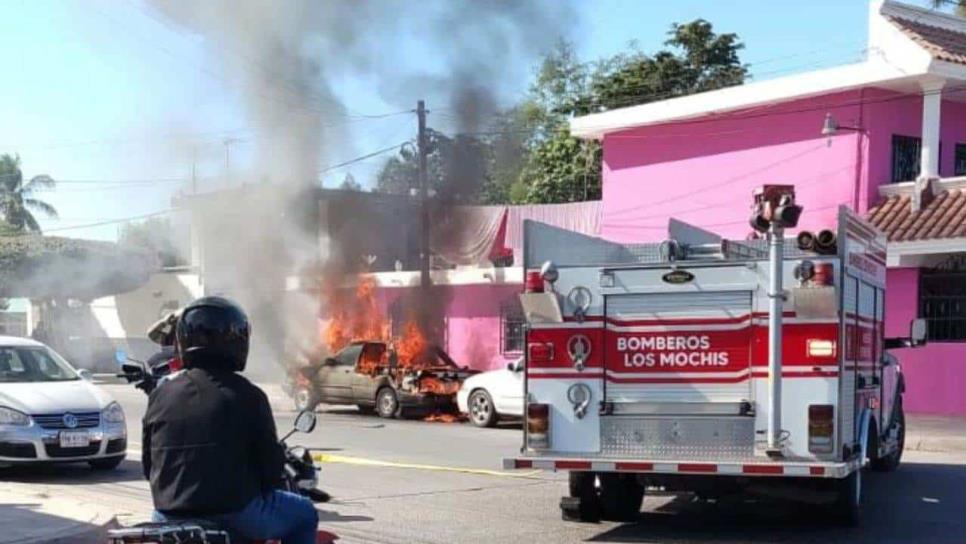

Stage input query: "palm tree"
[
  {"left": 0, "top": 154, "right": 57, "bottom": 233},
  {"left": 931, "top": 0, "right": 966, "bottom": 17}
]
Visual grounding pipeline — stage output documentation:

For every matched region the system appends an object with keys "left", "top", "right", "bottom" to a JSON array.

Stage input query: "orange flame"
[{"left": 323, "top": 275, "right": 387, "bottom": 353}]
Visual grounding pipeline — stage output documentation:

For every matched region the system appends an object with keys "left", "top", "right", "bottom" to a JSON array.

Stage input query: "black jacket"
[{"left": 142, "top": 367, "right": 284, "bottom": 515}]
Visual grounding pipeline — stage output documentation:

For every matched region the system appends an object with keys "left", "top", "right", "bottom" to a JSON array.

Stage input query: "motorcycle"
[
  {"left": 115, "top": 351, "right": 174, "bottom": 395},
  {"left": 106, "top": 409, "right": 337, "bottom": 544}
]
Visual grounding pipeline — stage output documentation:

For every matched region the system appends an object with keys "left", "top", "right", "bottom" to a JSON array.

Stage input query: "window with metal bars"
[
  {"left": 919, "top": 269, "right": 966, "bottom": 342},
  {"left": 500, "top": 300, "right": 525, "bottom": 354},
  {"left": 892, "top": 135, "right": 921, "bottom": 183},
  {"left": 956, "top": 144, "right": 966, "bottom": 176}
]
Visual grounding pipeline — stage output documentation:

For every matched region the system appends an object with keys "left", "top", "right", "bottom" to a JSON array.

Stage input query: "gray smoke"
[{"left": 147, "top": 0, "right": 576, "bottom": 375}]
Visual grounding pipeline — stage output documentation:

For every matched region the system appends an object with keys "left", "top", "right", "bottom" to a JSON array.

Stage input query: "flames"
[
  {"left": 321, "top": 274, "right": 432, "bottom": 369},
  {"left": 322, "top": 275, "right": 387, "bottom": 353}
]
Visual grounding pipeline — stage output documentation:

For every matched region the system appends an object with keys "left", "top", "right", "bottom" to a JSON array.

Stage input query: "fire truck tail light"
[
  {"left": 807, "top": 339, "right": 836, "bottom": 357},
  {"left": 528, "top": 342, "right": 554, "bottom": 363},
  {"left": 525, "top": 271, "right": 544, "bottom": 293},
  {"left": 808, "top": 404, "right": 834, "bottom": 454},
  {"left": 813, "top": 263, "right": 834, "bottom": 285},
  {"left": 527, "top": 403, "right": 550, "bottom": 450}
]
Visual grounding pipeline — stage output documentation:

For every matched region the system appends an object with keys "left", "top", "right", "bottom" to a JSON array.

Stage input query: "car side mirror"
[
  {"left": 911, "top": 318, "right": 927, "bottom": 346},
  {"left": 294, "top": 410, "right": 317, "bottom": 434},
  {"left": 78, "top": 369, "right": 92, "bottom": 381},
  {"left": 324, "top": 358, "right": 338, "bottom": 366}
]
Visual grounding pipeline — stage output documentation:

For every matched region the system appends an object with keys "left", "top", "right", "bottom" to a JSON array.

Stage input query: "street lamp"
[{"left": 821, "top": 113, "right": 864, "bottom": 145}]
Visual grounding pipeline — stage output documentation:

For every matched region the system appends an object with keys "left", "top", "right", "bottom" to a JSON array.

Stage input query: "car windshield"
[{"left": 0, "top": 346, "right": 80, "bottom": 383}]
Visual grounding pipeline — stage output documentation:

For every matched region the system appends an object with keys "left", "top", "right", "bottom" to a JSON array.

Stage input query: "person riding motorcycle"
[{"left": 141, "top": 296, "right": 319, "bottom": 544}]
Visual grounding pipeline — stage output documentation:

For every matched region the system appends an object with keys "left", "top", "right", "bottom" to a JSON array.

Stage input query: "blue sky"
[{"left": 0, "top": 0, "right": 942, "bottom": 241}]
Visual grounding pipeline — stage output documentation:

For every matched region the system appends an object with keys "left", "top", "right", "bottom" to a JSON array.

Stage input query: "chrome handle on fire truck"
[
  {"left": 567, "top": 334, "right": 591, "bottom": 372},
  {"left": 567, "top": 383, "right": 592, "bottom": 419}
]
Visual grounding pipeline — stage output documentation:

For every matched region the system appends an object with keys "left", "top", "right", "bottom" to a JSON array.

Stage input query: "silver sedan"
[{"left": 0, "top": 336, "right": 127, "bottom": 469}]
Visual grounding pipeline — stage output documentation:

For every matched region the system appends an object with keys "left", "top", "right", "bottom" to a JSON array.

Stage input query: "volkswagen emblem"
[{"left": 62, "top": 413, "right": 78, "bottom": 429}]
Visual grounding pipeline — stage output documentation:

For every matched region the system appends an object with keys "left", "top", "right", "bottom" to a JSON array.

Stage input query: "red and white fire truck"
[{"left": 505, "top": 191, "right": 925, "bottom": 526}]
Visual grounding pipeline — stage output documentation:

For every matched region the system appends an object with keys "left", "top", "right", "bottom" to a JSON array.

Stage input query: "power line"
[
  {"left": 317, "top": 142, "right": 411, "bottom": 176},
  {"left": 1, "top": 210, "right": 176, "bottom": 238}
]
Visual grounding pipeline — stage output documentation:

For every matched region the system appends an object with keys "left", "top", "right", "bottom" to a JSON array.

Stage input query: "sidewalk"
[
  {"left": 0, "top": 485, "right": 117, "bottom": 544},
  {"left": 907, "top": 414, "right": 966, "bottom": 453}
]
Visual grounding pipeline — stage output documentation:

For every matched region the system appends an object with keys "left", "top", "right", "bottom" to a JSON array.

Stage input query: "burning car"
[{"left": 287, "top": 340, "right": 477, "bottom": 418}]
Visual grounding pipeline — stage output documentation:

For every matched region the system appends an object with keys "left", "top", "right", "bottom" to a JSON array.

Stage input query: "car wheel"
[
  {"left": 599, "top": 473, "right": 644, "bottom": 522},
  {"left": 872, "top": 401, "right": 904, "bottom": 472},
  {"left": 376, "top": 388, "right": 399, "bottom": 419},
  {"left": 469, "top": 389, "right": 498, "bottom": 428},
  {"left": 89, "top": 456, "right": 124, "bottom": 471},
  {"left": 294, "top": 386, "right": 319, "bottom": 412}
]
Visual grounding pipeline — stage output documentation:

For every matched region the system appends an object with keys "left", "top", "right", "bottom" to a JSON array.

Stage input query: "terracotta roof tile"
[
  {"left": 867, "top": 189, "right": 966, "bottom": 242},
  {"left": 888, "top": 16, "right": 966, "bottom": 65}
]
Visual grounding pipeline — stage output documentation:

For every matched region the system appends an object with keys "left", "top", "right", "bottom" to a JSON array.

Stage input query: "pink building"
[{"left": 570, "top": 1, "right": 966, "bottom": 415}]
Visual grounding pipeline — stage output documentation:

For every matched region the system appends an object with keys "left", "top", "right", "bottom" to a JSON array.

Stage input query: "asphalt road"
[{"left": 5, "top": 382, "right": 966, "bottom": 544}]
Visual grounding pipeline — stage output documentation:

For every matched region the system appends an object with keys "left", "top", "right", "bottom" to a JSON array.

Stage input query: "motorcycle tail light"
[
  {"left": 526, "top": 403, "right": 550, "bottom": 450},
  {"left": 808, "top": 404, "right": 834, "bottom": 454}
]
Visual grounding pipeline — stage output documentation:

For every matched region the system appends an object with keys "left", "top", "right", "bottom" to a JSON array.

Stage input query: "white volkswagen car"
[
  {"left": 0, "top": 336, "right": 127, "bottom": 469},
  {"left": 457, "top": 357, "right": 524, "bottom": 427}
]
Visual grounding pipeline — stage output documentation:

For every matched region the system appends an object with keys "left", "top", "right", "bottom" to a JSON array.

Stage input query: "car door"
[
  {"left": 316, "top": 345, "right": 360, "bottom": 404},
  {"left": 494, "top": 358, "right": 525, "bottom": 417}
]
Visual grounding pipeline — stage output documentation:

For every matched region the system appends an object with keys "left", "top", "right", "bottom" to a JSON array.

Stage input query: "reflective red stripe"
[
  {"left": 809, "top": 466, "right": 826, "bottom": 476},
  {"left": 555, "top": 460, "right": 592, "bottom": 470},
  {"left": 678, "top": 463, "right": 717, "bottom": 473},
  {"left": 742, "top": 464, "right": 784, "bottom": 475},
  {"left": 515, "top": 460, "right": 533, "bottom": 469},
  {"left": 615, "top": 462, "right": 654, "bottom": 471}
]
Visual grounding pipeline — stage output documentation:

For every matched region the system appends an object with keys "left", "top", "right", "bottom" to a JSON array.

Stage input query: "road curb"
[{"left": 3, "top": 514, "right": 118, "bottom": 544}]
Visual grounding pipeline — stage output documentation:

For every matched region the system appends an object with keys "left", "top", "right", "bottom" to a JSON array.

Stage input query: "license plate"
[{"left": 59, "top": 431, "right": 90, "bottom": 448}]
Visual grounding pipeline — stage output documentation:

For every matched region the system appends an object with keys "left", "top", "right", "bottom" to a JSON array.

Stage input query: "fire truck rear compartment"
[{"left": 600, "top": 289, "right": 756, "bottom": 460}]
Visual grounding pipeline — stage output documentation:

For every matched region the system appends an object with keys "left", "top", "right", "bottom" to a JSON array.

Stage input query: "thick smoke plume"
[{"left": 148, "top": 0, "right": 575, "bottom": 375}]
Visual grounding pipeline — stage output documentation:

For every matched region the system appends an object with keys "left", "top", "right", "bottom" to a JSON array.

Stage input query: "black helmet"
[{"left": 176, "top": 296, "right": 251, "bottom": 372}]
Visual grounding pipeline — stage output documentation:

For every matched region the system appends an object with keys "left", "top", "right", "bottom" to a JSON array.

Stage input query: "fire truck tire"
[
  {"left": 468, "top": 390, "right": 498, "bottom": 428},
  {"left": 831, "top": 469, "right": 861, "bottom": 526},
  {"left": 376, "top": 387, "right": 400, "bottom": 419},
  {"left": 294, "top": 387, "right": 319, "bottom": 412},
  {"left": 564, "top": 472, "right": 601, "bottom": 523},
  {"left": 872, "top": 401, "right": 905, "bottom": 472},
  {"left": 599, "top": 473, "right": 644, "bottom": 522}
]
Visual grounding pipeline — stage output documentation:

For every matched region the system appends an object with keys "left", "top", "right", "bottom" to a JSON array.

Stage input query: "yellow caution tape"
[{"left": 312, "top": 453, "right": 542, "bottom": 479}]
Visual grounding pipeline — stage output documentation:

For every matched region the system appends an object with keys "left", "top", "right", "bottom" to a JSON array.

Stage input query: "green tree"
[
  {"left": 375, "top": 130, "right": 490, "bottom": 204},
  {"left": 518, "top": 21, "right": 746, "bottom": 204},
  {"left": 338, "top": 172, "right": 362, "bottom": 191},
  {"left": 0, "top": 154, "right": 57, "bottom": 233},
  {"left": 118, "top": 217, "right": 184, "bottom": 268}
]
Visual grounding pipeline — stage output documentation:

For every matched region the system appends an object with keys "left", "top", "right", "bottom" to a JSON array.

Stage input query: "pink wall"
[
  {"left": 600, "top": 89, "right": 966, "bottom": 245},
  {"left": 377, "top": 283, "right": 522, "bottom": 372},
  {"left": 601, "top": 91, "right": 867, "bottom": 243},
  {"left": 885, "top": 267, "right": 966, "bottom": 416}
]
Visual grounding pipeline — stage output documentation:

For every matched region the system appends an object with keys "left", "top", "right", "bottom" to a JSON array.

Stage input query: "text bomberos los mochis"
[{"left": 616, "top": 335, "right": 730, "bottom": 368}]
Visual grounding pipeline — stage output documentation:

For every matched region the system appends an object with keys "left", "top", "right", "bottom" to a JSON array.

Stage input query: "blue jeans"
[{"left": 153, "top": 490, "right": 318, "bottom": 544}]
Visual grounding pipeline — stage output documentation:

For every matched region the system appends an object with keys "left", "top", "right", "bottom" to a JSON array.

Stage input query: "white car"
[
  {"left": 457, "top": 357, "right": 524, "bottom": 427},
  {"left": 0, "top": 336, "right": 127, "bottom": 469}
]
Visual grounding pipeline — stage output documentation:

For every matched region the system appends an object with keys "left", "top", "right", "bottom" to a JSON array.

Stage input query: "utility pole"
[
  {"left": 417, "top": 100, "right": 430, "bottom": 290},
  {"left": 223, "top": 137, "right": 241, "bottom": 184}
]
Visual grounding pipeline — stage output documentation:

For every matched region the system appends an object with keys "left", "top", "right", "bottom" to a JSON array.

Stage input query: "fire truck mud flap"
[{"left": 503, "top": 457, "right": 860, "bottom": 479}]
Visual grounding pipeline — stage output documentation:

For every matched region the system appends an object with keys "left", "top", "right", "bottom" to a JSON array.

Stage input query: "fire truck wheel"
[
  {"left": 468, "top": 390, "right": 498, "bottom": 428},
  {"left": 563, "top": 472, "right": 601, "bottom": 523},
  {"left": 872, "top": 401, "right": 905, "bottom": 472},
  {"left": 376, "top": 387, "right": 400, "bottom": 419},
  {"left": 294, "top": 387, "right": 319, "bottom": 412},
  {"left": 832, "top": 469, "right": 861, "bottom": 526},
  {"left": 599, "top": 473, "right": 644, "bottom": 522}
]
